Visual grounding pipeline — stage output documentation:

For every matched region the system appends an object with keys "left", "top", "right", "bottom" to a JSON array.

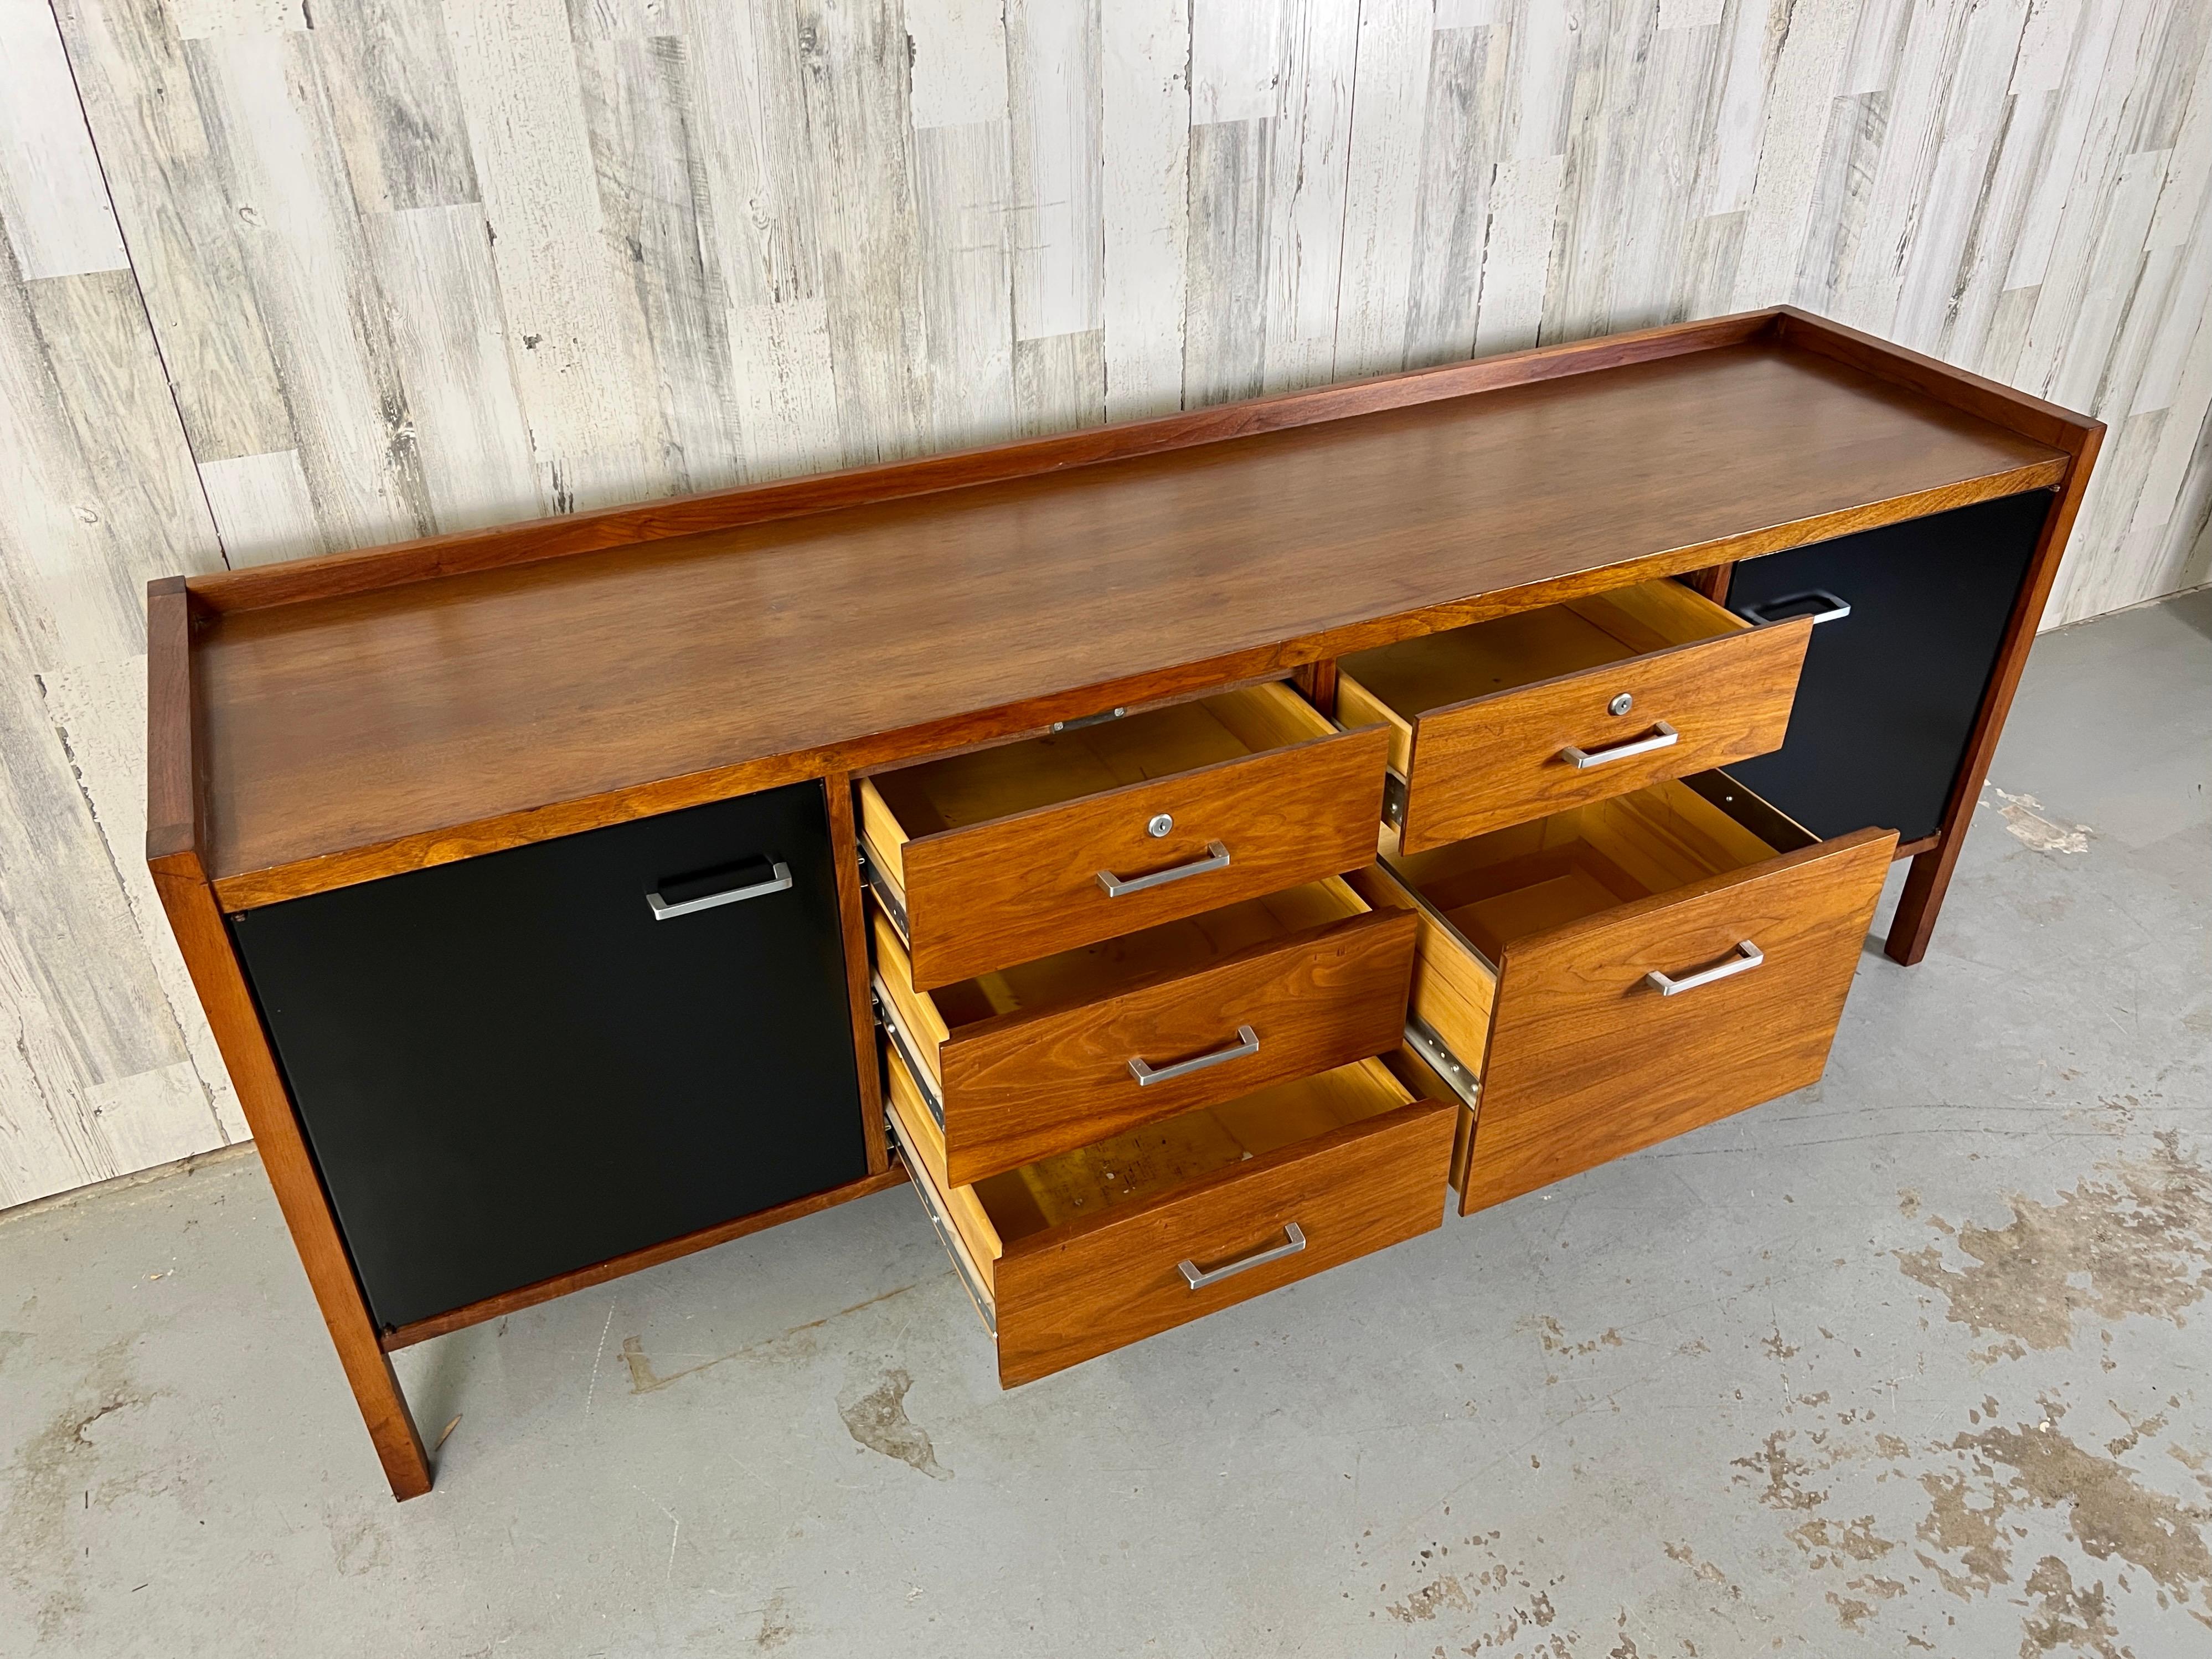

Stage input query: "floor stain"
[
  {"left": 2019, "top": 1556, "right": 2128, "bottom": 1658},
  {"left": 1728, "top": 1366, "right": 2212, "bottom": 1653},
  {"left": 754, "top": 1588, "right": 798, "bottom": 1649},
  {"left": 1732, "top": 1429, "right": 1828, "bottom": 1512},
  {"left": 1385, "top": 1574, "right": 1469, "bottom": 1621},
  {"left": 1987, "top": 786, "right": 2094, "bottom": 854},
  {"left": 1916, "top": 1469, "right": 2015, "bottom": 1596},
  {"left": 1374, "top": 1536, "right": 1567, "bottom": 1651},
  {"left": 1895, "top": 1132, "right": 2211, "bottom": 1351},
  {"left": 1788, "top": 1512, "right": 1896, "bottom": 1570},
  {"left": 2106, "top": 1404, "right": 2172, "bottom": 1457},
  {"left": 1953, "top": 1419, "right": 2212, "bottom": 1608},
  {"left": 618, "top": 1282, "right": 920, "bottom": 1394},
  {"left": 1520, "top": 1315, "right": 1624, "bottom": 1360},
  {"left": 0, "top": 1339, "right": 145, "bottom": 1643},
  {"left": 837, "top": 1369, "right": 950, "bottom": 1481},
  {"left": 1826, "top": 1590, "right": 1873, "bottom": 1630},
  {"left": 1661, "top": 1540, "right": 1741, "bottom": 1600}
]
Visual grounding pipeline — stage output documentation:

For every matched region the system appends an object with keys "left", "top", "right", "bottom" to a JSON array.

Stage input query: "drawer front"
[
  {"left": 931, "top": 907, "right": 1417, "bottom": 1185},
  {"left": 896, "top": 724, "right": 1389, "bottom": 988},
  {"left": 991, "top": 1097, "right": 1454, "bottom": 1387},
  {"left": 1385, "top": 617, "right": 1811, "bottom": 852},
  {"left": 1461, "top": 825, "right": 1895, "bottom": 1213}
]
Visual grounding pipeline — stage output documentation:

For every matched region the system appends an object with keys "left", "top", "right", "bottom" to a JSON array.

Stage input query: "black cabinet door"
[
  {"left": 1722, "top": 491, "right": 2051, "bottom": 846},
  {"left": 232, "top": 780, "right": 865, "bottom": 1332}
]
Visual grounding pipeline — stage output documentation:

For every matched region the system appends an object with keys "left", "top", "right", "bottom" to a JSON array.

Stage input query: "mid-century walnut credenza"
[{"left": 145, "top": 308, "right": 2102, "bottom": 1500}]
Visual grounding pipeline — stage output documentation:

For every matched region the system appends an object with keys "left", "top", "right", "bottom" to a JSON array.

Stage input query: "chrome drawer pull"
[
  {"left": 1177, "top": 1222, "right": 1306, "bottom": 1290},
  {"left": 1096, "top": 840, "right": 1230, "bottom": 897},
  {"left": 1560, "top": 720, "right": 1678, "bottom": 770},
  {"left": 1127, "top": 1025, "right": 1260, "bottom": 1087},
  {"left": 1644, "top": 939, "right": 1763, "bottom": 996},
  {"left": 647, "top": 861, "right": 792, "bottom": 920},
  {"left": 1739, "top": 589, "right": 1852, "bottom": 626}
]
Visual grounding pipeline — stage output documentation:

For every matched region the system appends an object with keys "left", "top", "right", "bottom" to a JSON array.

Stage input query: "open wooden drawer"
[
  {"left": 884, "top": 1042, "right": 1454, "bottom": 1387},
  {"left": 858, "top": 684, "right": 1388, "bottom": 989},
  {"left": 872, "top": 877, "right": 1415, "bottom": 1186},
  {"left": 1348, "top": 774, "right": 1895, "bottom": 1214},
  {"left": 1335, "top": 579, "right": 1813, "bottom": 851}
]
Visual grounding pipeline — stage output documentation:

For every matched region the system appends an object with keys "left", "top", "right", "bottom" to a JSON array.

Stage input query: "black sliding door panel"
[
  {"left": 232, "top": 781, "right": 865, "bottom": 1331},
  {"left": 1723, "top": 491, "right": 2051, "bottom": 845}
]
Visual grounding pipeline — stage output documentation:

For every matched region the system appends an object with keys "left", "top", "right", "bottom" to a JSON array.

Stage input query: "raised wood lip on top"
[
  {"left": 168, "top": 309, "right": 2093, "bottom": 911},
  {"left": 180, "top": 308, "right": 1788, "bottom": 617}
]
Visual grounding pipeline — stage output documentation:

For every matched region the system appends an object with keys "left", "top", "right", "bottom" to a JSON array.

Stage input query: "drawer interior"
[
  {"left": 1337, "top": 580, "right": 1747, "bottom": 773},
  {"left": 859, "top": 683, "right": 1335, "bottom": 877},
  {"left": 1383, "top": 774, "right": 1814, "bottom": 965},
  {"left": 890, "top": 1045, "right": 1412, "bottom": 1260},
  {"left": 873, "top": 877, "right": 1370, "bottom": 1064}
]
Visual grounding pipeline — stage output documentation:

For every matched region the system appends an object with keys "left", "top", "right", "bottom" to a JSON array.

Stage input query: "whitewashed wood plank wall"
[{"left": 2, "top": 0, "right": 2207, "bottom": 1205}]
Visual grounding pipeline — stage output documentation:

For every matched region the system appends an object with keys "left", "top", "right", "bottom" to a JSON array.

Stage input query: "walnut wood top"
[{"left": 188, "top": 333, "right": 2069, "bottom": 904}]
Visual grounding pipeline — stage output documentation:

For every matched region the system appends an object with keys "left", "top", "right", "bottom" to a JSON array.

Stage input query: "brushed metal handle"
[
  {"left": 1096, "top": 840, "right": 1230, "bottom": 897},
  {"left": 1177, "top": 1222, "right": 1306, "bottom": 1290},
  {"left": 1127, "top": 1025, "right": 1259, "bottom": 1087},
  {"left": 647, "top": 861, "right": 792, "bottom": 920},
  {"left": 1740, "top": 589, "right": 1852, "bottom": 626},
  {"left": 1644, "top": 939, "right": 1763, "bottom": 996},
  {"left": 1560, "top": 720, "right": 1678, "bottom": 770}
]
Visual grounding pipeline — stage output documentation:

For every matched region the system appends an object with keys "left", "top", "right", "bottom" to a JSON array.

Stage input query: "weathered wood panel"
[
  {"left": 51, "top": 0, "right": 2205, "bottom": 611},
  {"left": 4, "top": 0, "right": 2208, "bottom": 1201},
  {"left": 0, "top": 2, "right": 239, "bottom": 1205}
]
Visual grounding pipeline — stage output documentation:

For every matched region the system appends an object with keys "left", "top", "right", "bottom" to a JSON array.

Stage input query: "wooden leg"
[
  {"left": 1883, "top": 846, "right": 1952, "bottom": 966},
  {"left": 1880, "top": 433, "right": 2103, "bottom": 966},
  {"left": 151, "top": 865, "right": 433, "bottom": 1500}
]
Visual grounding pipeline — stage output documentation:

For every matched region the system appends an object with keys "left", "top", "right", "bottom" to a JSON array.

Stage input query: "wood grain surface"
[
  {"left": 991, "top": 1091, "right": 1454, "bottom": 1388},
  {"left": 1385, "top": 611, "right": 1814, "bottom": 850},
  {"left": 1460, "top": 826, "right": 1896, "bottom": 1215},
  {"left": 185, "top": 311, "right": 1776, "bottom": 614},
  {"left": 929, "top": 906, "right": 1416, "bottom": 1187},
  {"left": 894, "top": 724, "right": 1390, "bottom": 988},
  {"left": 192, "top": 337, "right": 2063, "bottom": 903}
]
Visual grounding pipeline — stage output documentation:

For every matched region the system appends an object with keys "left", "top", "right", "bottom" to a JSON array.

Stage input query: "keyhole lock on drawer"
[
  {"left": 1147, "top": 813, "right": 1174, "bottom": 838},
  {"left": 1608, "top": 693, "right": 1633, "bottom": 717}
]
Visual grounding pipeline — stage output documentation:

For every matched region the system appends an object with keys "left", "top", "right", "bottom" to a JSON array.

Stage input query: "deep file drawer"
[
  {"left": 231, "top": 780, "right": 866, "bottom": 1332},
  {"left": 1350, "top": 773, "right": 1895, "bottom": 1214}
]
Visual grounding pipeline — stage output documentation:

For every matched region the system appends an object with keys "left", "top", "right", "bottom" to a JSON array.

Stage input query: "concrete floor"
[{"left": 4, "top": 590, "right": 2208, "bottom": 1659}]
